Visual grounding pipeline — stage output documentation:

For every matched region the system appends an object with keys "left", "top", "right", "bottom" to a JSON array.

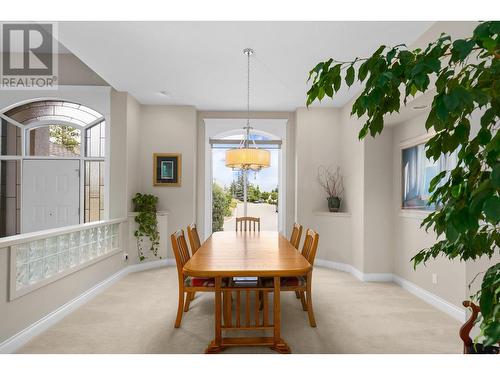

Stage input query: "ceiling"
[{"left": 57, "top": 21, "right": 434, "bottom": 111}]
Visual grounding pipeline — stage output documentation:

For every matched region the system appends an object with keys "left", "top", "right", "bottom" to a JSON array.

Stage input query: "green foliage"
[
  {"left": 261, "top": 191, "right": 270, "bottom": 201},
  {"left": 477, "top": 263, "right": 500, "bottom": 346},
  {"left": 230, "top": 172, "right": 246, "bottom": 201},
  {"left": 269, "top": 188, "right": 278, "bottom": 205},
  {"left": 212, "top": 183, "right": 229, "bottom": 232},
  {"left": 248, "top": 184, "right": 261, "bottom": 202},
  {"left": 49, "top": 125, "right": 80, "bottom": 152},
  {"left": 132, "top": 193, "right": 160, "bottom": 262},
  {"left": 306, "top": 21, "right": 500, "bottom": 346},
  {"left": 223, "top": 189, "right": 232, "bottom": 216}
]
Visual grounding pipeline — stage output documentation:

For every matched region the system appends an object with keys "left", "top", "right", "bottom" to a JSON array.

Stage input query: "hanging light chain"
[{"left": 247, "top": 48, "right": 250, "bottom": 127}]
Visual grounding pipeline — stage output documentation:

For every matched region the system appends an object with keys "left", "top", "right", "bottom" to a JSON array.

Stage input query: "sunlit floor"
[{"left": 16, "top": 267, "right": 462, "bottom": 354}]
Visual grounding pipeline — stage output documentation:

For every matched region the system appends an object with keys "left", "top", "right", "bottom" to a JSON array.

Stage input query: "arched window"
[{"left": 0, "top": 100, "right": 107, "bottom": 237}]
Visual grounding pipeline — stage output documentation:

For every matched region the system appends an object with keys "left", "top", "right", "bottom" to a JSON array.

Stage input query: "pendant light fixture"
[{"left": 225, "top": 48, "right": 271, "bottom": 172}]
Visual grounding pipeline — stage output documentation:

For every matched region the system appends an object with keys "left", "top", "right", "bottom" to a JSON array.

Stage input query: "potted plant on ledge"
[
  {"left": 317, "top": 166, "right": 344, "bottom": 212},
  {"left": 132, "top": 193, "right": 161, "bottom": 262}
]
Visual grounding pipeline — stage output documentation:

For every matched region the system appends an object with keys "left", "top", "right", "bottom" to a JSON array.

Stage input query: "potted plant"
[
  {"left": 317, "top": 166, "right": 344, "bottom": 212},
  {"left": 132, "top": 193, "right": 160, "bottom": 262},
  {"left": 306, "top": 21, "right": 499, "bottom": 349}
]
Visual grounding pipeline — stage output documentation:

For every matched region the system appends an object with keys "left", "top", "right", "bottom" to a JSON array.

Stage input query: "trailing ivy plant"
[
  {"left": 306, "top": 21, "right": 499, "bottom": 346},
  {"left": 132, "top": 193, "right": 160, "bottom": 262}
]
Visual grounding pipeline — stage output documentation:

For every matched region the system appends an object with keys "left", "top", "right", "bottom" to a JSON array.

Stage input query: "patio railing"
[{"left": 0, "top": 218, "right": 126, "bottom": 300}]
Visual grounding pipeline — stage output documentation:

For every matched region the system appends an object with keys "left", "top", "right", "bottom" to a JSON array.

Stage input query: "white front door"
[{"left": 22, "top": 160, "right": 80, "bottom": 233}]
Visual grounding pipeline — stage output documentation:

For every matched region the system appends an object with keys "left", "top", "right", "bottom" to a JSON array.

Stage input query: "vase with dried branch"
[{"left": 317, "top": 166, "right": 344, "bottom": 212}]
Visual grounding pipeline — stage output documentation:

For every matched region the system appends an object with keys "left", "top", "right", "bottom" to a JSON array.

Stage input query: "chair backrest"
[
  {"left": 235, "top": 216, "right": 260, "bottom": 232},
  {"left": 170, "top": 229, "right": 191, "bottom": 278},
  {"left": 187, "top": 223, "right": 201, "bottom": 255},
  {"left": 301, "top": 229, "right": 319, "bottom": 266},
  {"left": 289, "top": 223, "right": 303, "bottom": 249}
]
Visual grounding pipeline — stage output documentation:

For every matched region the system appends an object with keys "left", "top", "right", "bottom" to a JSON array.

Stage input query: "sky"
[{"left": 212, "top": 147, "right": 279, "bottom": 192}]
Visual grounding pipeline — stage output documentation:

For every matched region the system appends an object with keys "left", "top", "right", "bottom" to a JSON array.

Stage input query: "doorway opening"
[{"left": 205, "top": 118, "right": 286, "bottom": 236}]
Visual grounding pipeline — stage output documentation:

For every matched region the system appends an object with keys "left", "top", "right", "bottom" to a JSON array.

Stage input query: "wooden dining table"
[{"left": 183, "top": 230, "right": 311, "bottom": 354}]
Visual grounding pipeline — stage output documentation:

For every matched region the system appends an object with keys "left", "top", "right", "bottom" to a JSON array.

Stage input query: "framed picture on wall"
[{"left": 153, "top": 153, "right": 182, "bottom": 186}]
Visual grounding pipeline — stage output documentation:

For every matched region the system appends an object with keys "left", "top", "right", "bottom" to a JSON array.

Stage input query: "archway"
[
  {"left": 0, "top": 100, "right": 106, "bottom": 236},
  {"left": 204, "top": 118, "right": 287, "bottom": 236}
]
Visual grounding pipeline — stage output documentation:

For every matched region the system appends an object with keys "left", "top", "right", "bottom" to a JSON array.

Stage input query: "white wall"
[
  {"left": 295, "top": 108, "right": 341, "bottom": 219},
  {"left": 392, "top": 112, "right": 466, "bottom": 308},
  {"left": 0, "top": 247, "right": 124, "bottom": 344},
  {"left": 138, "top": 106, "right": 198, "bottom": 258},
  {"left": 339, "top": 105, "right": 365, "bottom": 272},
  {"left": 109, "top": 90, "right": 128, "bottom": 219},
  {"left": 126, "top": 95, "right": 141, "bottom": 212},
  {"left": 363, "top": 129, "right": 394, "bottom": 274},
  {"left": 295, "top": 107, "right": 354, "bottom": 263}
]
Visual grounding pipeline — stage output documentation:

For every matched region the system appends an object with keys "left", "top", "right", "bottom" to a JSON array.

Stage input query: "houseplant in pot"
[
  {"left": 132, "top": 193, "right": 160, "bottom": 262},
  {"left": 317, "top": 166, "right": 344, "bottom": 212},
  {"left": 306, "top": 21, "right": 499, "bottom": 349}
]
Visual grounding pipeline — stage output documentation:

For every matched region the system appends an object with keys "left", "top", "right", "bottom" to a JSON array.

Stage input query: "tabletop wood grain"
[{"left": 183, "top": 231, "right": 311, "bottom": 277}]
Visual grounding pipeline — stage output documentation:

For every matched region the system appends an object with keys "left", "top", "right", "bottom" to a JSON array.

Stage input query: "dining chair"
[
  {"left": 290, "top": 223, "right": 303, "bottom": 299},
  {"left": 186, "top": 223, "right": 202, "bottom": 303},
  {"left": 235, "top": 216, "right": 260, "bottom": 232},
  {"left": 187, "top": 223, "right": 201, "bottom": 255},
  {"left": 290, "top": 223, "right": 303, "bottom": 249},
  {"left": 261, "top": 229, "right": 319, "bottom": 327},
  {"left": 171, "top": 229, "right": 225, "bottom": 328}
]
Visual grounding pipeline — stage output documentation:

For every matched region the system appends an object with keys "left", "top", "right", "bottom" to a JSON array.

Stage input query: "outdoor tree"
[
  {"left": 248, "top": 184, "right": 261, "bottom": 202},
  {"left": 232, "top": 171, "right": 246, "bottom": 201},
  {"left": 306, "top": 21, "right": 499, "bottom": 346},
  {"left": 49, "top": 125, "right": 80, "bottom": 152},
  {"left": 212, "top": 183, "right": 228, "bottom": 232},
  {"left": 261, "top": 191, "right": 271, "bottom": 201}
]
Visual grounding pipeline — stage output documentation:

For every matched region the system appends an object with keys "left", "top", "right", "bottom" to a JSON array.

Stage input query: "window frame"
[
  {"left": 399, "top": 132, "right": 434, "bottom": 214},
  {"left": 399, "top": 131, "right": 458, "bottom": 214},
  {"left": 0, "top": 100, "right": 109, "bottom": 236}
]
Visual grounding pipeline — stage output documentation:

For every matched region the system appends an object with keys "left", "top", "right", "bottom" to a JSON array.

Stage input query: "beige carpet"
[{"left": 16, "top": 267, "right": 462, "bottom": 354}]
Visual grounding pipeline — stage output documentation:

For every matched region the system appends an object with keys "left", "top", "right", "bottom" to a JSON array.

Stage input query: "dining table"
[{"left": 183, "top": 230, "right": 311, "bottom": 354}]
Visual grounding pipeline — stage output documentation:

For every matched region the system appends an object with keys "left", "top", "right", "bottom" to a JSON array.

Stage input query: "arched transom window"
[{"left": 0, "top": 100, "right": 108, "bottom": 238}]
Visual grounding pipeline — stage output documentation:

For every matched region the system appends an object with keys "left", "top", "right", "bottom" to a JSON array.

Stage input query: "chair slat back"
[
  {"left": 187, "top": 223, "right": 201, "bottom": 255},
  {"left": 235, "top": 216, "right": 260, "bottom": 232},
  {"left": 301, "top": 229, "right": 319, "bottom": 266},
  {"left": 289, "top": 223, "right": 303, "bottom": 249},
  {"left": 171, "top": 230, "right": 191, "bottom": 277}
]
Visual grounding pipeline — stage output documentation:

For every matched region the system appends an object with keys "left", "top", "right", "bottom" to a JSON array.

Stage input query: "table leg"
[
  {"left": 271, "top": 276, "right": 291, "bottom": 354},
  {"left": 205, "top": 276, "right": 225, "bottom": 353}
]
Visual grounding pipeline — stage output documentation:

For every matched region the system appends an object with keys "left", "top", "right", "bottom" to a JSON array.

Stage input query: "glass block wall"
[{"left": 13, "top": 223, "right": 119, "bottom": 292}]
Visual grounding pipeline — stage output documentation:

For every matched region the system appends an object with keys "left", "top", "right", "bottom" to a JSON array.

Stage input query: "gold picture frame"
[{"left": 153, "top": 153, "right": 182, "bottom": 187}]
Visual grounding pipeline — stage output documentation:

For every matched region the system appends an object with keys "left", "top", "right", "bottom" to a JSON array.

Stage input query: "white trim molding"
[
  {"left": 314, "top": 259, "right": 392, "bottom": 282},
  {"left": 399, "top": 131, "right": 435, "bottom": 150},
  {"left": 0, "top": 258, "right": 174, "bottom": 354},
  {"left": 392, "top": 275, "right": 466, "bottom": 322},
  {"left": 313, "top": 211, "right": 351, "bottom": 218},
  {"left": 315, "top": 258, "right": 465, "bottom": 323},
  {"left": 398, "top": 209, "right": 431, "bottom": 220}
]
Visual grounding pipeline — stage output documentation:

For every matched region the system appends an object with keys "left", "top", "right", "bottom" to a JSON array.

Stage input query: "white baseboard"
[
  {"left": 315, "top": 258, "right": 465, "bottom": 323},
  {"left": 0, "top": 259, "right": 174, "bottom": 354},
  {"left": 392, "top": 275, "right": 466, "bottom": 322},
  {"left": 314, "top": 259, "right": 392, "bottom": 282},
  {"left": 127, "top": 258, "right": 174, "bottom": 272},
  {"left": 315, "top": 259, "right": 354, "bottom": 274}
]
